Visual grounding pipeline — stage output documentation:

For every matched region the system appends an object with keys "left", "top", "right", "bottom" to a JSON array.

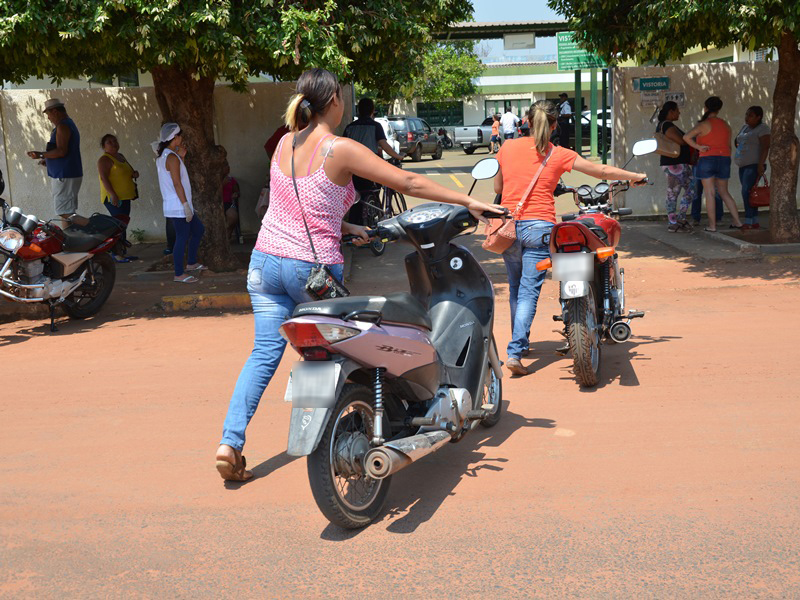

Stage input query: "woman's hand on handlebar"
[
  {"left": 341, "top": 222, "right": 370, "bottom": 246},
  {"left": 468, "top": 199, "right": 506, "bottom": 223},
  {"left": 632, "top": 173, "right": 649, "bottom": 186}
]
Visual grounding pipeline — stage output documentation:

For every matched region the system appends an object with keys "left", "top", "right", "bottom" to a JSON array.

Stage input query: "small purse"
[
  {"left": 749, "top": 175, "right": 770, "bottom": 207},
  {"left": 290, "top": 136, "right": 350, "bottom": 300},
  {"left": 654, "top": 122, "right": 681, "bottom": 158},
  {"left": 482, "top": 146, "right": 552, "bottom": 254}
]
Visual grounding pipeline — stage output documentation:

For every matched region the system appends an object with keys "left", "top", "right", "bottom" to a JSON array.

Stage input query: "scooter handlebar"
[{"left": 482, "top": 207, "right": 509, "bottom": 219}]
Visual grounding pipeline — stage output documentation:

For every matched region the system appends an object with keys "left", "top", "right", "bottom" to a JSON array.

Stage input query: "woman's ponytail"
[
  {"left": 285, "top": 94, "right": 312, "bottom": 131},
  {"left": 528, "top": 100, "right": 558, "bottom": 155}
]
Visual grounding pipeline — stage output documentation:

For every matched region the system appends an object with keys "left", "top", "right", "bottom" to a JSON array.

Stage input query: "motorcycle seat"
[
  {"left": 62, "top": 214, "right": 124, "bottom": 252},
  {"left": 575, "top": 217, "right": 608, "bottom": 242},
  {"left": 293, "top": 292, "right": 432, "bottom": 331}
]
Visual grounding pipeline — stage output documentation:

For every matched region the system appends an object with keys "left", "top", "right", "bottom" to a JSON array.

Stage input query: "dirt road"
[{"left": 2, "top": 152, "right": 799, "bottom": 597}]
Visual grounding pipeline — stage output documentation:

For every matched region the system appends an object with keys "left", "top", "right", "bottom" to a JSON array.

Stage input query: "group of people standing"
[
  {"left": 657, "top": 96, "right": 770, "bottom": 232},
  {"left": 26, "top": 98, "right": 216, "bottom": 282}
]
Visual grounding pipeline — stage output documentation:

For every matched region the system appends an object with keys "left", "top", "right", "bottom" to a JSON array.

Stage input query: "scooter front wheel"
[
  {"left": 480, "top": 362, "right": 503, "bottom": 428},
  {"left": 565, "top": 286, "right": 601, "bottom": 388},
  {"left": 307, "top": 384, "right": 391, "bottom": 529}
]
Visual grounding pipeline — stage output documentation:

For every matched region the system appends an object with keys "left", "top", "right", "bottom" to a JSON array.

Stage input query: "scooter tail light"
[
  {"left": 536, "top": 258, "right": 552, "bottom": 271},
  {"left": 278, "top": 322, "right": 359, "bottom": 348},
  {"left": 554, "top": 226, "right": 586, "bottom": 247},
  {"left": 596, "top": 246, "right": 615, "bottom": 260}
]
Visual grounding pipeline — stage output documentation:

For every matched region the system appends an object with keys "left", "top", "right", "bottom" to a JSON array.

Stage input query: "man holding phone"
[{"left": 27, "top": 98, "right": 83, "bottom": 227}]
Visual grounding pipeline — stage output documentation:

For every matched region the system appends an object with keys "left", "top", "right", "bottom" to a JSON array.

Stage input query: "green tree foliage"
[
  {"left": 0, "top": 0, "right": 472, "bottom": 266},
  {"left": 410, "top": 42, "right": 484, "bottom": 103},
  {"left": 549, "top": 0, "right": 800, "bottom": 242}
]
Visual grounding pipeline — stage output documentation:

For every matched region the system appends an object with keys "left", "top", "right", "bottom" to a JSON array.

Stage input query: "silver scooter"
[{"left": 280, "top": 158, "right": 506, "bottom": 529}]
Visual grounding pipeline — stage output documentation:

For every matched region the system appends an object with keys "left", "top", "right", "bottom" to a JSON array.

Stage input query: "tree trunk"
[
  {"left": 151, "top": 66, "right": 239, "bottom": 271},
  {"left": 769, "top": 32, "right": 800, "bottom": 243}
]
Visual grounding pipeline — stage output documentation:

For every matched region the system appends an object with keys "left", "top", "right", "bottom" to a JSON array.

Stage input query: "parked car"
[
  {"left": 374, "top": 117, "right": 401, "bottom": 160},
  {"left": 385, "top": 116, "right": 442, "bottom": 161},
  {"left": 551, "top": 110, "right": 612, "bottom": 150},
  {"left": 454, "top": 117, "right": 495, "bottom": 154}
]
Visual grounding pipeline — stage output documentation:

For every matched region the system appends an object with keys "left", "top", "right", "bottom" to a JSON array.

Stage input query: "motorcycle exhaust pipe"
[
  {"left": 609, "top": 321, "right": 632, "bottom": 343},
  {"left": 363, "top": 430, "right": 451, "bottom": 480}
]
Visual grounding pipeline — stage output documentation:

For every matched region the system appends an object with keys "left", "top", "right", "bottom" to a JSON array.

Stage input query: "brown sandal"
[{"left": 215, "top": 451, "right": 253, "bottom": 482}]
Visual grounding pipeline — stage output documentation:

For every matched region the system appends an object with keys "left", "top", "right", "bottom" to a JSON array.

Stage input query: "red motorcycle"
[
  {"left": 535, "top": 140, "right": 656, "bottom": 387},
  {"left": 0, "top": 170, "right": 128, "bottom": 331}
]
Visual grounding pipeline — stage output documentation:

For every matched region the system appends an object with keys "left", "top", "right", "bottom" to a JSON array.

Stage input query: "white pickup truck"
[{"left": 453, "top": 117, "right": 496, "bottom": 155}]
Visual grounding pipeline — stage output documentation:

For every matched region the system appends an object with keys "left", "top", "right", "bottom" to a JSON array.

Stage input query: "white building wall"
[
  {"left": 0, "top": 83, "right": 352, "bottom": 239},
  {"left": 612, "top": 61, "right": 800, "bottom": 215}
]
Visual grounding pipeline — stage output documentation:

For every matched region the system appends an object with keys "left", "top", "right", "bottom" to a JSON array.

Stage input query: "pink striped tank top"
[{"left": 256, "top": 134, "right": 356, "bottom": 264}]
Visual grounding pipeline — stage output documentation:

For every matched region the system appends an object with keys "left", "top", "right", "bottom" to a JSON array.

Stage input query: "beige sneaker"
[{"left": 506, "top": 357, "right": 527, "bottom": 376}]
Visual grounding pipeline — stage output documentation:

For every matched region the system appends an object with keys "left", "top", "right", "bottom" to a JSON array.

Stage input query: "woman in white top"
[{"left": 154, "top": 123, "right": 207, "bottom": 283}]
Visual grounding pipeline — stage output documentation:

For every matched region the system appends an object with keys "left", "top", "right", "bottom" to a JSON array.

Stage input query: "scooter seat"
[
  {"left": 293, "top": 292, "right": 432, "bottom": 331},
  {"left": 62, "top": 214, "right": 124, "bottom": 252}
]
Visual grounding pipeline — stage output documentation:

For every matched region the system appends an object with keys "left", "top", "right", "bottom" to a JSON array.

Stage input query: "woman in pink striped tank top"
[
  {"left": 215, "top": 68, "right": 504, "bottom": 480},
  {"left": 684, "top": 96, "right": 743, "bottom": 232}
]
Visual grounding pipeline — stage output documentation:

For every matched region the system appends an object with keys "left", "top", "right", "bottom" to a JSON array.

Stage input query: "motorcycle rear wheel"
[
  {"left": 566, "top": 286, "right": 601, "bottom": 388},
  {"left": 307, "top": 384, "right": 391, "bottom": 529},
  {"left": 63, "top": 253, "right": 116, "bottom": 319}
]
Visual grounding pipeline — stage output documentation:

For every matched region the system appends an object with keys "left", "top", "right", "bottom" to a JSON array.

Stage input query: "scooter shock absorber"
[{"left": 372, "top": 367, "right": 386, "bottom": 445}]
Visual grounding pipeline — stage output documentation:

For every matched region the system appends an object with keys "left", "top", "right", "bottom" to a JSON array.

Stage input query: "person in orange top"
[
  {"left": 683, "top": 96, "right": 743, "bottom": 232},
  {"left": 494, "top": 100, "right": 646, "bottom": 376},
  {"left": 490, "top": 114, "right": 501, "bottom": 154}
]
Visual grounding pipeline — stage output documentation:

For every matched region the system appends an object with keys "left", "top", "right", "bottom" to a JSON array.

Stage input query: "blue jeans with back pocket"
[
  {"left": 502, "top": 219, "right": 554, "bottom": 360},
  {"left": 220, "top": 250, "right": 343, "bottom": 451}
]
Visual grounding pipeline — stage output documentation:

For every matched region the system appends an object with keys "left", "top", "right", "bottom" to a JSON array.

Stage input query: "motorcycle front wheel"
[
  {"left": 565, "top": 285, "right": 601, "bottom": 387},
  {"left": 63, "top": 253, "right": 116, "bottom": 319},
  {"left": 307, "top": 384, "right": 391, "bottom": 529},
  {"left": 480, "top": 360, "right": 503, "bottom": 428}
]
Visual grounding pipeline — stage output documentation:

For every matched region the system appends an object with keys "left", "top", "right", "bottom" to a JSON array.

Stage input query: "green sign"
[
  {"left": 633, "top": 77, "right": 670, "bottom": 92},
  {"left": 556, "top": 32, "right": 604, "bottom": 71}
]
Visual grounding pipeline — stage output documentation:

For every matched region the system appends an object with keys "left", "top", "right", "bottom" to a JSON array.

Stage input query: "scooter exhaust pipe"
[{"left": 363, "top": 430, "right": 452, "bottom": 480}]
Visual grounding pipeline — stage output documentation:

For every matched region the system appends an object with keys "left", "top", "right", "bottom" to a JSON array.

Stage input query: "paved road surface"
[{"left": 2, "top": 150, "right": 799, "bottom": 597}]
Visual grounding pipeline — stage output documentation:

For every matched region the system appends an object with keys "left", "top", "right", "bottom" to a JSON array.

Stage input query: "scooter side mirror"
[
  {"left": 632, "top": 139, "right": 658, "bottom": 156},
  {"left": 471, "top": 158, "right": 500, "bottom": 180}
]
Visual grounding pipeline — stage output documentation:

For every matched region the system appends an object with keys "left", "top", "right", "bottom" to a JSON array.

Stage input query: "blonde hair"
[
  {"left": 527, "top": 101, "right": 558, "bottom": 154},
  {"left": 283, "top": 68, "right": 342, "bottom": 131}
]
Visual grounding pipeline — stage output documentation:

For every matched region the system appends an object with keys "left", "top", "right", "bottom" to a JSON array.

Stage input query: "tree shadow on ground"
[{"left": 319, "top": 405, "right": 555, "bottom": 540}]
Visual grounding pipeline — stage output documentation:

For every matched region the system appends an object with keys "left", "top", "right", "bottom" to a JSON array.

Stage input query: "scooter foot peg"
[
  {"left": 466, "top": 409, "right": 487, "bottom": 420},
  {"left": 553, "top": 314, "right": 563, "bottom": 321},
  {"left": 409, "top": 417, "right": 436, "bottom": 427},
  {"left": 627, "top": 310, "right": 645, "bottom": 319},
  {"left": 481, "top": 403, "right": 495, "bottom": 411}
]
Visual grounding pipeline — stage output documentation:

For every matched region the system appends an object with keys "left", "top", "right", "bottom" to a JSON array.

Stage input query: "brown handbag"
[
  {"left": 749, "top": 175, "right": 770, "bottom": 207},
  {"left": 482, "top": 146, "right": 553, "bottom": 254}
]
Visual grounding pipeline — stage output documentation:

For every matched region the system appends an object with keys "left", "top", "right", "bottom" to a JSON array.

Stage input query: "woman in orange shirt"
[
  {"left": 494, "top": 101, "right": 646, "bottom": 376},
  {"left": 683, "top": 96, "right": 743, "bottom": 232}
]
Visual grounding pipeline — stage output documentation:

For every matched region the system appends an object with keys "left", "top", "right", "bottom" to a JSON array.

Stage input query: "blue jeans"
[
  {"left": 691, "top": 171, "right": 723, "bottom": 222},
  {"left": 739, "top": 164, "right": 761, "bottom": 225},
  {"left": 220, "top": 251, "right": 344, "bottom": 452},
  {"left": 169, "top": 216, "right": 205, "bottom": 276},
  {"left": 103, "top": 199, "right": 131, "bottom": 246},
  {"left": 502, "top": 220, "right": 553, "bottom": 359}
]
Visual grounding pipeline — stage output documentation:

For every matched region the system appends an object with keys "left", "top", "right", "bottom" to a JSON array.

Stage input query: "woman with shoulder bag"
[
  {"left": 655, "top": 102, "right": 695, "bottom": 232},
  {"left": 494, "top": 100, "right": 646, "bottom": 376},
  {"left": 734, "top": 105, "right": 770, "bottom": 229},
  {"left": 215, "top": 67, "right": 504, "bottom": 481}
]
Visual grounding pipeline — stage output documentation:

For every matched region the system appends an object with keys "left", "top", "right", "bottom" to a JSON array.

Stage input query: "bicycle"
[{"left": 359, "top": 157, "right": 408, "bottom": 256}]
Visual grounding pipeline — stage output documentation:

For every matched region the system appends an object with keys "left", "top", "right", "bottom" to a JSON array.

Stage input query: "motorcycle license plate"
[{"left": 552, "top": 253, "right": 592, "bottom": 281}]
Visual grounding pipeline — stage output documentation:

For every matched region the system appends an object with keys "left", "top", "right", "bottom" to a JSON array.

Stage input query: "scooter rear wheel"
[
  {"left": 63, "top": 253, "right": 116, "bottom": 319},
  {"left": 307, "top": 384, "right": 391, "bottom": 529}
]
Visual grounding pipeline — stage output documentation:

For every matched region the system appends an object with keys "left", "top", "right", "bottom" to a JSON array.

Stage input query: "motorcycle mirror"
[
  {"left": 632, "top": 139, "right": 658, "bottom": 156},
  {"left": 471, "top": 157, "right": 500, "bottom": 180}
]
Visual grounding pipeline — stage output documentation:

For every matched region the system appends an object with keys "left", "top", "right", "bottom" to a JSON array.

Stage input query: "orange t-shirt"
[
  {"left": 491, "top": 121, "right": 500, "bottom": 136},
  {"left": 496, "top": 141, "right": 578, "bottom": 223},
  {"left": 697, "top": 117, "right": 731, "bottom": 157}
]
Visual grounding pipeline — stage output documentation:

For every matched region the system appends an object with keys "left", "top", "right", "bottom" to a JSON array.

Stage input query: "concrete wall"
[
  {"left": 0, "top": 82, "right": 353, "bottom": 240},
  {"left": 612, "top": 61, "right": 800, "bottom": 215}
]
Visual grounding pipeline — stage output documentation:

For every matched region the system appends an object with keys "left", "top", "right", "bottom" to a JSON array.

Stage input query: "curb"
[
  {"left": 697, "top": 229, "right": 762, "bottom": 255},
  {"left": 158, "top": 292, "right": 251, "bottom": 313}
]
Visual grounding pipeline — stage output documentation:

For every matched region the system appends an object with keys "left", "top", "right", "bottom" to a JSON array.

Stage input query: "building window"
[
  {"left": 89, "top": 74, "right": 113, "bottom": 86},
  {"left": 416, "top": 101, "right": 463, "bottom": 127},
  {"left": 485, "top": 99, "right": 528, "bottom": 119},
  {"left": 118, "top": 71, "right": 140, "bottom": 87}
]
